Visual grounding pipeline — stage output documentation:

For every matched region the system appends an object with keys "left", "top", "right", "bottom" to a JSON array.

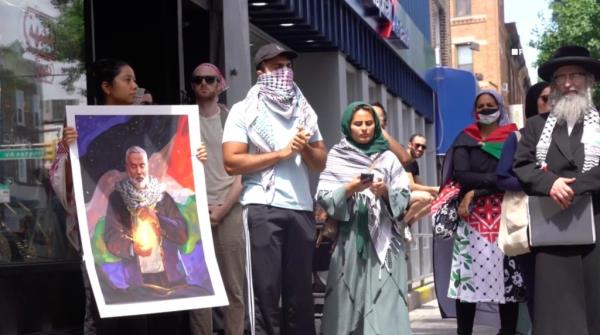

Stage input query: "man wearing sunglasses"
[
  {"left": 189, "top": 63, "right": 246, "bottom": 335},
  {"left": 223, "top": 43, "right": 326, "bottom": 335},
  {"left": 403, "top": 133, "right": 439, "bottom": 225}
]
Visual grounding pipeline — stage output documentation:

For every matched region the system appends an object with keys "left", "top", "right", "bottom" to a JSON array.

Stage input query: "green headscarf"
[
  {"left": 341, "top": 101, "right": 389, "bottom": 155},
  {"left": 340, "top": 101, "right": 389, "bottom": 259}
]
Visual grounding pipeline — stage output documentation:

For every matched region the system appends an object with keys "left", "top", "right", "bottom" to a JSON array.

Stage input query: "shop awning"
[{"left": 248, "top": 0, "right": 435, "bottom": 122}]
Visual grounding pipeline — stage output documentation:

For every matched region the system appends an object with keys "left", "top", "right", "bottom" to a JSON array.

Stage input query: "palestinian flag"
[{"left": 462, "top": 122, "right": 518, "bottom": 159}]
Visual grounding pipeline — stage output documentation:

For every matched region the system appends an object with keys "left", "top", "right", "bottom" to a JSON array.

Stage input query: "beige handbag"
[
  {"left": 498, "top": 131, "right": 530, "bottom": 256},
  {"left": 498, "top": 190, "right": 530, "bottom": 256}
]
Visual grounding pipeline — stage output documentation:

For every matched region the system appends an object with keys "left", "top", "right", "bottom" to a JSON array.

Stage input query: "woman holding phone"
[{"left": 316, "top": 101, "right": 412, "bottom": 334}]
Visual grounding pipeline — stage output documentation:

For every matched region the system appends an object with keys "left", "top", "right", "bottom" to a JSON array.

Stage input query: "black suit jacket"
[{"left": 513, "top": 112, "right": 600, "bottom": 212}]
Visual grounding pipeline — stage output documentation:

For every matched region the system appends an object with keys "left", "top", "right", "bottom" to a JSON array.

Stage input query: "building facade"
[
  {"left": 449, "top": 0, "right": 529, "bottom": 104},
  {"left": 430, "top": 0, "right": 452, "bottom": 67},
  {"left": 0, "top": 0, "right": 438, "bottom": 333}
]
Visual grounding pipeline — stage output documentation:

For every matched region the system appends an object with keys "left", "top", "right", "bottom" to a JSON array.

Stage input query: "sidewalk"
[{"left": 410, "top": 300, "right": 497, "bottom": 335}]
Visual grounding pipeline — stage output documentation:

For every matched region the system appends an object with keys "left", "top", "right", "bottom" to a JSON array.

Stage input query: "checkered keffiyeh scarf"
[
  {"left": 115, "top": 176, "right": 165, "bottom": 212},
  {"left": 317, "top": 139, "right": 409, "bottom": 265},
  {"left": 240, "top": 68, "right": 319, "bottom": 202},
  {"left": 536, "top": 108, "right": 600, "bottom": 172},
  {"left": 254, "top": 67, "right": 318, "bottom": 132},
  {"left": 256, "top": 67, "right": 296, "bottom": 118}
]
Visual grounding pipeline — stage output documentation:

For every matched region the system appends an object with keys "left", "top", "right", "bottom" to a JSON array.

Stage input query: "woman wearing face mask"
[
  {"left": 442, "top": 90, "right": 523, "bottom": 335},
  {"left": 316, "top": 102, "right": 412, "bottom": 335}
]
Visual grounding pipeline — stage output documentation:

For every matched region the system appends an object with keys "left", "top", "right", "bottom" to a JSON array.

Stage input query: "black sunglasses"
[
  {"left": 414, "top": 144, "right": 427, "bottom": 150},
  {"left": 540, "top": 95, "right": 549, "bottom": 103},
  {"left": 192, "top": 75, "right": 218, "bottom": 85}
]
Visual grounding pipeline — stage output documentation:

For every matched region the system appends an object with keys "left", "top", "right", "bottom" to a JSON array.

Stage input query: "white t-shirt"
[{"left": 222, "top": 101, "right": 322, "bottom": 211}]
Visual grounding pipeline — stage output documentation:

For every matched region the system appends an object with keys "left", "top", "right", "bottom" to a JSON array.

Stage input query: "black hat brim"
[{"left": 538, "top": 57, "right": 600, "bottom": 81}]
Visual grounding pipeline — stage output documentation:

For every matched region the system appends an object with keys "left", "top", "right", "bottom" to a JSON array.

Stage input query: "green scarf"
[
  {"left": 341, "top": 101, "right": 389, "bottom": 155},
  {"left": 341, "top": 101, "right": 389, "bottom": 259},
  {"left": 356, "top": 196, "right": 370, "bottom": 260}
]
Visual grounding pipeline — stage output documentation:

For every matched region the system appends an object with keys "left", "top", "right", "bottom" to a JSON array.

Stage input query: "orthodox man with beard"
[
  {"left": 105, "top": 145, "right": 189, "bottom": 289},
  {"left": 513, "top": 45, "right": 600, "bottom": 335}
]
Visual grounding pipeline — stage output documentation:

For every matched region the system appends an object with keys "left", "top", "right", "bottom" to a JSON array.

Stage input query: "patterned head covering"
[
  {"left": 192, "top": 63, "right": 229, "bottom": 94},
  {"left": 473, "top": 89, "right": 511, "bottom": 126}
]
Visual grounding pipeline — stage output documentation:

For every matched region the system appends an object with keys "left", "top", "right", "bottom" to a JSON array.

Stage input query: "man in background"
[
  {"left": 189, "top": 63, "right": 246, "bottom": 335},
  {"left": 403, "top": 133, "right": 438, "bottom": 225}
]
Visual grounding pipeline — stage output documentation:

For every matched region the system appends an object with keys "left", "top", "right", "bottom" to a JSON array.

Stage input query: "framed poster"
[{"left": 67, "top": 105, "right": 227, "bottom": 317}]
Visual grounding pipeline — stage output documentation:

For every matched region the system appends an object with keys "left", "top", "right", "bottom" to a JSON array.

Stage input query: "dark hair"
[
  {"left": 91, "top": 58, "right": 130, "bottom": 105},
  {"left": 524, "top": 82, "right": 550, "bottom": 119},
  {"left": 371, "top": 102, "right": 386, "bottom": 117},
  {"left": 409, "top": 133, "right": 426, "bottom": 142}
]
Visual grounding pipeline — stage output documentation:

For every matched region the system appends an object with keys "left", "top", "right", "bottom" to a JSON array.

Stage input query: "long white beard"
[{"left": 551, "top": 93, "right": 590, "bottom": 125}]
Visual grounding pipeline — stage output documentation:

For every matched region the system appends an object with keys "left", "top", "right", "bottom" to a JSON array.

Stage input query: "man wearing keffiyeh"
[
  {"left": 222, "top": 43, "right": 326, "bottom": 335},
  {"left": 514, "top": 45, "right": 600, "bottom": 335}
]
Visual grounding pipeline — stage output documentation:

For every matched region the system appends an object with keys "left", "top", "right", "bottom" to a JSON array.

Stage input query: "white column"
[
  {"left": 358, "top": 70, "right": 370, "bottom": 102},
  {"left": 294, "top": 51, "right": 347, "bottom": 190},
  {"left": 401, "top": 103, "right": 414, "bottom": 144},
  {"left": 294, "top": 52, "right": 347, "bottom": 150},
  {"left": 392, "top": 97, "right": 404, "bottom": 144},
  {"left": 223, "top": 0, "right": 252, "bottom": 105}
]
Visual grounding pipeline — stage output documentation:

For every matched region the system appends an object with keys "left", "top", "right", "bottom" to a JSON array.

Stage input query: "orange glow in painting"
[{"left": 133, "top": 217, "right": 159, "bottom": 251}]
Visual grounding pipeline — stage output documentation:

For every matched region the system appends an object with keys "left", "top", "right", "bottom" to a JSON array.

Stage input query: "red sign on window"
[{"left": 23, "top": 7, "right": 56, "bottom": 61}]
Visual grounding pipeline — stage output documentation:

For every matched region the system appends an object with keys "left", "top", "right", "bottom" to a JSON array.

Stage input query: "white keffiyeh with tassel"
[
  {"left": 536, "top": 108, "right": 600, "bottom": 172},
  {"left": 316, "top": 138, "right": 410, "bottom": 265},
  {"left": 241, "top": 68, "right": 318, "bottom": 202}
]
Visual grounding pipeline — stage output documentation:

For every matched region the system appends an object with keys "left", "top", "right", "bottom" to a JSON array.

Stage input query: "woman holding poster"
[
  {"left": 50, "top": 58, "right": 220, "bottom": 334},
  {"left": 50, "top": 58, "right": 141, "bottom": 334}
]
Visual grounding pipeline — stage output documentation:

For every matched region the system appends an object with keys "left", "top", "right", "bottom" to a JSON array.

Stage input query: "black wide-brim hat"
[{"left": 538, "top": 45, "right": 600, "bottom": 81}]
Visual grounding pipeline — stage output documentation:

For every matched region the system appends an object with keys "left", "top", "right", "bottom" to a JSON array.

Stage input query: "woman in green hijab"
[{"left": 316, "top": 102, "right": 412, "bottom": 334}]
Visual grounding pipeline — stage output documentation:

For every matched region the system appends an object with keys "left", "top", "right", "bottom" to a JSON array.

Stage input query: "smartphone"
[
  {"left": 360, "top": 173, "right": 374, "bottom": 183},
  {"left": 133, "top": 87, "right": 145, "bottom": 105}
]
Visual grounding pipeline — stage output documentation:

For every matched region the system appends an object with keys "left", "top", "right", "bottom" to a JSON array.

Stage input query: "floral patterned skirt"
[{"left": 447, "top": 194, "right": 526, "bottom": 303}]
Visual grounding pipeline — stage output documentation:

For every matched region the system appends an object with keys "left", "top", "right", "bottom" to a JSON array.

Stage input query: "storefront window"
[{"left": 0, "top": 0, "right": 85, "bottom": 263}]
